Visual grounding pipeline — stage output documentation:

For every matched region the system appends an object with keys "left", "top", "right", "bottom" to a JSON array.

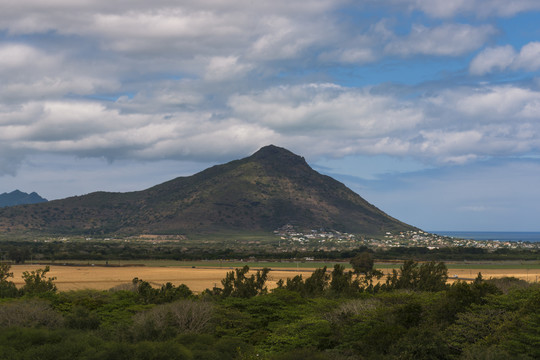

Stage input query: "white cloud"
[
  {"left": 0, "top": 98, "right": 279, "bottom": 165},
  {"left": 0, "top": 44, "right": 60, "bottom": 79},
  {"left": 470, "top": 42, "right": 540, "bottom": 75},
  {"left": 228, "top": 83, "right": 423, "bottom": 138},
  {"left": 2, "top": 80, "right": 540, "bottom": 174},
  {"left": 204, "top": 56, "right": 253, "bottom": 82},
  {"left": 228, "top": 82, "right": 540, "bottom": 163},
  {"left": 0, "top": 42, "right": 119, "bottom": 104},
  {"left": 469, "top": 45, "right": 516, "bottom": 75},
  {"left": 513, "top": 42, "right": 540, "bottom": 71},
  {"left": 0, "top": 0, "right": 539, "bottom": 177},
  {"left": 385, "top": 23, "right": 496, "bottom": 56}
]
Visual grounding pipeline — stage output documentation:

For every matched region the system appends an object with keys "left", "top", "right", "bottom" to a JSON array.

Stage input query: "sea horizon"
[{"left": 432, "top": 231, "right": 540, "bottom": 243}]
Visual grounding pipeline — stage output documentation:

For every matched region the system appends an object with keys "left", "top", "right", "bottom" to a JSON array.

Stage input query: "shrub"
[
  {"left": 0, "top": 299, "right": 64, "bottom": 328},
  {"left": 131, "top": 300, "right": 213, "bottom": 341}
]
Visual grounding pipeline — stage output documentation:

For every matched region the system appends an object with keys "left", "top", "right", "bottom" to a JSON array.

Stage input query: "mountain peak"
[
  {"left": 252, "top": 144, "right": 292, "bottom": 157},
  {"left": 250, "top": 145, "right": 308, "bottom": 167},
  {"left": 0, "top": 190, "right": 48, "bottom": 208}
]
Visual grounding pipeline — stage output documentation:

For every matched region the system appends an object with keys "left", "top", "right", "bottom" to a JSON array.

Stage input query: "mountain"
[
  {"left": 0, "top": 145, "right": 416, "bottom": 236},
  {"left": 0, "top": 190, "right": 48, "bottom": 208}
]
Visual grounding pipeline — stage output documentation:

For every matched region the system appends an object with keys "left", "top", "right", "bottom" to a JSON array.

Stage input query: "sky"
[{"left": 1, "top": 1, "right": 540, "bottom": 232}]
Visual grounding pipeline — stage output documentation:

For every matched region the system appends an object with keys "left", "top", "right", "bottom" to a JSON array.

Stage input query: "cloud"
[
  {"left": 0, "top": 0, "right": 539, "bottom": 177},
  {"left": 204, "top": 56, "right": 253, "bottom": 82},
  {"left": 0, "top": 1, "right": 339, "bottom": 62},
  {"left": 227, "top": 83, "right": 540, "bottom": 162},
  {"left": 385, "top": 23, "right": 496, "bottom": 56},
  {"left": 469, "top": 45, "right": 517, "bottom": 75},
  {"left": 513, "top": 42, "right": 540, "bottom": 71},
  {"left": 0, "top": 42, "right": 119, "bottom": 104},
  {"left": 228, "top": 83, "right": 424, "bottom": 138},
  {"left": 0, "top": 98, "right": 279, "bottom": 166},
  {"left": 470, "top": 42, "right": 540, "bottom": 75},
  {"left": 388, "top": 0, "right": 540, "bottom": 18},
  {"left": 2, "top": 80, "right": 540, "bottom": 175}
]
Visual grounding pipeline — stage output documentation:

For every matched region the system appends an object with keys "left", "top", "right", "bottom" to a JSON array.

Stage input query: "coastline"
[{"left": 432, "top": 231, "right": 540, "bottom": 243}]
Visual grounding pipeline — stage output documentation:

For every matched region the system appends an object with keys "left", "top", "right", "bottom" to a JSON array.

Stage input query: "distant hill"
[
  {"left": 0, "top": 145, "right": 416, "bottom": 236},
  {"left": 0, "top": 190, "right": 48, "bottom": 208}
]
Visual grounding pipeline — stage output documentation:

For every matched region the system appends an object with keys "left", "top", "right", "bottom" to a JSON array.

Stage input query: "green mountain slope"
[{"left": 0, "top": 145, "right": 416, "bottom": 236}]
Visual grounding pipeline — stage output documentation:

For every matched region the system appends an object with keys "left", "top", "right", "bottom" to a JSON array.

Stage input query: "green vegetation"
[
  {"left": 0, "top": 237, "right": 538, "bottom": 267},
  {"left": 0, "top": 261, "right": 539, "bottom": 359}
]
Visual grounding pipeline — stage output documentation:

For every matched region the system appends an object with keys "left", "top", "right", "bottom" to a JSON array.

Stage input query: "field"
[{"left": 10, "top": 260, "right": 540, "bottom": 292}]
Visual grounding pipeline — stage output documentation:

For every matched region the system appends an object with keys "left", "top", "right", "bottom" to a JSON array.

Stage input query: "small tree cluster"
[
  {"left": 132, "top": 278, "right": 193, "bottom": 304},
  {"left": 277, "top": 252, "right": 386, "bottom": 297},
  {"left": 219, "top": 265, "right": 270, "bottom": 298},
  {"left": 384, "top": 260, "right": 448, "bottom": 292},
  {"left": 276, "top": 266, "right": 330, "bottom": 297}
]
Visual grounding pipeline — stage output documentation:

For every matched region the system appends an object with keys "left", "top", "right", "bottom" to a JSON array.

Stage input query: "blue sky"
[{"left": 1, "top": 0, "right": 540, "bottom": 232}]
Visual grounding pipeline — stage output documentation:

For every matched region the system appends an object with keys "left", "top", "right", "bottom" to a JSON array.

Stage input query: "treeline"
[
  {"left": 0, "top": 257, "right": 539, "bottom": 359},
  {"left": 1, "top": 240, "right": 539, "bottom": 264}
]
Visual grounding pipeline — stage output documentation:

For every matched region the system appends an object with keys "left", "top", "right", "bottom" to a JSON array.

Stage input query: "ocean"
[{"left": 432, "top": 231, "right": 540, "bottom": 243}]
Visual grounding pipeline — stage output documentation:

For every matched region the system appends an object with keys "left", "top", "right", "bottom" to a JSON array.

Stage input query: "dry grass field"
[{"left": 10, "top": 264, "right": 540, "bottom": 292}]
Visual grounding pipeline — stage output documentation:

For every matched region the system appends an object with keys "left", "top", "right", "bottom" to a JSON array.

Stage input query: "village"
[{"left": 274, "top": 224, "right": 540, "bottom": 252}]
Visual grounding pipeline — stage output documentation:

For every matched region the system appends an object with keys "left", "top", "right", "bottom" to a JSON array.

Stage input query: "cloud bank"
[{"left": 0, "top": 0, "right": 539, "bottom": 174}]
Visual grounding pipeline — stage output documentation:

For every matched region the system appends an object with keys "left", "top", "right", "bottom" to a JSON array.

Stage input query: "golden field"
[{"left": 10, "top": 264, "right": 540, "bottom": 292}]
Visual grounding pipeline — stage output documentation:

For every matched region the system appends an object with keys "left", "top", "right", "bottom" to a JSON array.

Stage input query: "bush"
[
  {"left": 485, "top": 277, "right": 531, "bottom": 294},
  {"left": 0, "top": 299, "right": 64, "bottom": 328},
  {"left": 131, "top": 300, "right": 213, "bottom": 341},
  {"left": 64, "top": 305, "right": 101, "bottom": 330}
]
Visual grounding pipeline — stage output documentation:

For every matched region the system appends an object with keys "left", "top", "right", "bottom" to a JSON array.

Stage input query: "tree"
[
  {"left": 350, "top": 252, "right": 383, "bottom": 291},
  {"left": 0, "top": 263, "right": 18, "bottom": 298},
  {"left": 0, "top": 263, "right": 13, "bottom": 282},
  {"left": 20, "top": 266, "right": 57, "bottom": 296},
  {"left": 416, "top": 261, "right": 448, "bottom": 292},
  {"left": 8, "top": 248, "right": 30, "bottom": 264},
  {"left": 221, "top": 265, "right": 270, "bottom": 298},
  {"left": 350, "top": 252, "right": 374, "bottom": 275},
  {"left": 329, "top": 264, "right": 357, "bottom": 296},
  {"left": 385, "top": 260, "right": 448, "bottom": 292},
  {"left": 304, "top": 266, "right": 330, "bottom": 296}
]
